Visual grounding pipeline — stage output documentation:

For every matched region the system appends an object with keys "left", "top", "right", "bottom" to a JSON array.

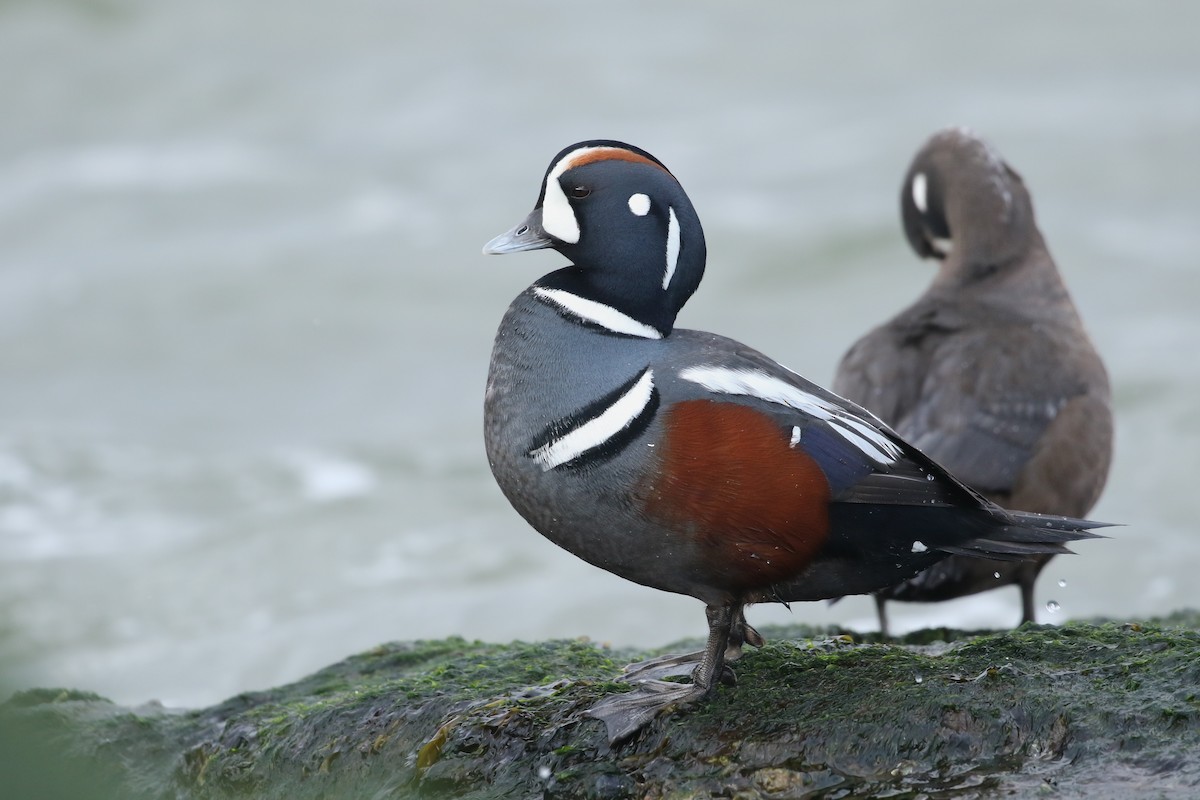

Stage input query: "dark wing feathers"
[{"left": 834, "top": 302, "right": 1098, "bottom": 497}]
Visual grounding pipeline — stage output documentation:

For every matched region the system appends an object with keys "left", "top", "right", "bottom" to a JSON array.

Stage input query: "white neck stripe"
[
  {"left": 530, "top": 369, "right": 656, "bottom": 470},
  {"left": 678, "top": 365, "right": 903, "bottom": 465},
  {"left": 663, "top": 206, "right": 680, "bottom": 290},
  {"left": 533, "top": 287, "right": 663, "bottom": 339}
]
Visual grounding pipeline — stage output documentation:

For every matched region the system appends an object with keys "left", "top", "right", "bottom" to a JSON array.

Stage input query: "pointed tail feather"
[
  {"left": 942, "top": 510, "right": 1112, "bottom": 560},
  {"left": 1003, "top": 510, "right": 1116, "bottom": 535}
]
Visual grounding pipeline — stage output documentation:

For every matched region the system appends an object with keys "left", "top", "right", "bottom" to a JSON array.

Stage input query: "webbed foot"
[
  {"left": 584, "top": 679, "right": 708, "bottom": 743},
  {"left": 585, "top": 602, "right": 745, "bottom": 744}
]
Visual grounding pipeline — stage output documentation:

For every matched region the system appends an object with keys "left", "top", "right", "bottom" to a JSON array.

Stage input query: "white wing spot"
[
  {"left": 663, "top": 206, "right": 680, "bottom": 290},
  {"left": 789, "top": 426, "right": 802, "bottom": 447},
  {"left": 628, "top": 193, "right": 651, "bottom": 216},
  {"left": 529, "top": 370, "right": 656, "bottom": 470},
  {"left": 912, "top": 172, "right": 929, "bottom": 214}
]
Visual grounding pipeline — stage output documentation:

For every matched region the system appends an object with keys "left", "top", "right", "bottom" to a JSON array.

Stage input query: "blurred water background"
[{"left": 1, "top": 1, "right": 1197, "bottom": 708}]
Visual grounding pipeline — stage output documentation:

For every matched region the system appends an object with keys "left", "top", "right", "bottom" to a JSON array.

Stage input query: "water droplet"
[
  {"left": 993, "top": 572, "right": 1001, "bottom": 579},
  {"left": 914, "top": 674, "right": 924, "bottom": 684},
  {"left": 1046, "top": 600, "right": 1061, "bottom": 614},
  {"left": 538, "top": 766, "right": 552, "bottom": 780},
  {"left": 925, "top": 473, "right": 935, "bottom": 481},
  {"left": 1058, "top": 579, "right": 1067, "bottom": 588}
]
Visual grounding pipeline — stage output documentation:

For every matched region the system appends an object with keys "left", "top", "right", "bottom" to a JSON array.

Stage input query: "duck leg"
[
  {"left": 612, "top": 605, "right": 763, "bottom": 684},
  {"left": 586, "top": 603, "right": 738, "bottom": 743},
  {"left": 727, "top": 605, "right": 766, "bottom": 659},
  {"left": 874, "top": 593, "right": 892, "bottom": 640}
]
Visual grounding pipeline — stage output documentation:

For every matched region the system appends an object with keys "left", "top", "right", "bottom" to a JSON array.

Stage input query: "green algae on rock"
[{"left": 3, "top": 617, "right": 1200, "bottom": 799}]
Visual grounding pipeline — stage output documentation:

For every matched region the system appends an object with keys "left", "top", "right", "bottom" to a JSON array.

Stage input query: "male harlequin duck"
[
  {"left": 482, "top": 140, "right": 1105, "bottom": 743},
  {"left": 833, "top": 128, "right": 1114, "bottom": 638}
]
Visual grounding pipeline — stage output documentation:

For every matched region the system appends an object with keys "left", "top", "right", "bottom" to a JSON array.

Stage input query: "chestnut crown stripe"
[
  {"left": 678, "top": 365, "right": 903, "bottom": 465},
  {"left": 527, "top": 368, "right": 658, "bottom": 470},
  {"left": 541, "top": 145, "right": 674, "bottom": 245}
]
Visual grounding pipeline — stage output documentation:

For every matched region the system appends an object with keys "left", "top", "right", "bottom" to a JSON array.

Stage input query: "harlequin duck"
[
  {"left": 483, "top": 140, "right": 1106, "bottom": 743},
  {"left": 833, "top": 127, "right": 1113, "bottom": 637}
]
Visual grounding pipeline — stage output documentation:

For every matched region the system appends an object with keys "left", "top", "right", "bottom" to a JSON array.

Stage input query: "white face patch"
[
  {"left": 541, "top": 172, "right": 579, "bottom": 244},
  {"left": 911, "top": 172, "right": 929, "bottom": 215},
  {"left": 529, "top": 370, "right": 656, "bottom": 470},
  {"left": 541, "top": 144, "right": 643, "bottom": 245},
  {"left": 533, "top": 287, "right": 663, "bottom": 339},
  {"left": 628, "top": 193, "right": 651, "bottom": 216},
  {"left": 929, "top": 235, "right": 953, "bottom": 257},
  {"left": 678, "top": 365, "right": 903, "bottom": 465},
  {"left": 663, "top": 206, "right": 680, "bottom": 290}
]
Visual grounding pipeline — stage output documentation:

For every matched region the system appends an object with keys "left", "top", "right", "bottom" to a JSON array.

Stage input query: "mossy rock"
[{"left": 4, "top": 614, "right": 1200, "bottom": 799}]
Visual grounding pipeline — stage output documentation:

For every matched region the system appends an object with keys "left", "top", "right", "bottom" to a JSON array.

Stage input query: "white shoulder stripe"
[
  {"left": 677, "top": 365, "right": 903, "bottom": 465},
  {"left": 530, "top": 370, "right": 656, "bottom": 470},
  {"left": 663, "top": 206, "right": 680, "bottom": 289},
  {"left": 679, "top": 365, "right": 837, "bottom": 416},
  {"left": 533, "top": 287, "right": 663, "bottom": 339}
]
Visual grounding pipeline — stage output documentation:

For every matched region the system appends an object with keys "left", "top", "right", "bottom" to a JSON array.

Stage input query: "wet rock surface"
[{"left": 4, "top": 613, "right": 1200, "bottom": 799}]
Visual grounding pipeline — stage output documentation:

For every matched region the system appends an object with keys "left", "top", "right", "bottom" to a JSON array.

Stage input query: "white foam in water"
[
  {"left": 280, "top": 449, "right": 378, "bottom": 503},
  {"left": 0, "top": 142, "right": 279, "bottom": 218},
  {"left": 65, "top": 143, "right": 270, "bottom": 191}
]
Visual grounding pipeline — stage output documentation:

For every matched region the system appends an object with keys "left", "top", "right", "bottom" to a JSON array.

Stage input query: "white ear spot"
[
  {"left": 628, "top": 193, "right": 651, "bottom": 216},
  {"left": 911, "top": 172, "right": 929, "bottom": 214}
]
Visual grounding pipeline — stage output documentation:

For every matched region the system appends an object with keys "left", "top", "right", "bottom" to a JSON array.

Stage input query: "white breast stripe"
[
  {"left": 530, "top": 370, "right": 656, "bottom": 470},
  {"left": 912, "top": 172, "right": 929, "bottom": 214},
  {"left": 533, "top": 287, "right": 663, "bottom": 339},
  {"left": 663, "top": 206, "right": 680, "bottom": 290},
  {"left": 678, "top": 365, "right": 902, "bottom": 464}
]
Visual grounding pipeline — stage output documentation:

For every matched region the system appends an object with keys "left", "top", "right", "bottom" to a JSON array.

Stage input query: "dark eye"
[{"left": 568, "top": 186, "right": 591, "bottom": 199}]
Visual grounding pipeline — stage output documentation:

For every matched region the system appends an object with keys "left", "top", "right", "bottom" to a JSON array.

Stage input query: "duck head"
[
  {"left": 900, "top": 127, "right": 1038, "bottom": 281},
  {"left": 484, "top": 140, "right": 706, "bottom": 336}
]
